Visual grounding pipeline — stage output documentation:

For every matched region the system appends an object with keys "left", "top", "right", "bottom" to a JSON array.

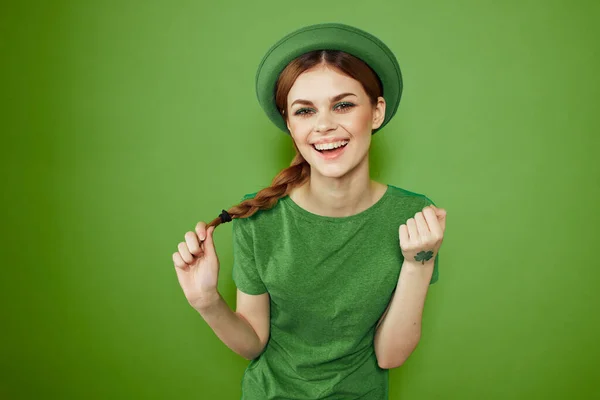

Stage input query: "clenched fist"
[{"left": 399, "top": 205, "right": 446, "bottom": 265}]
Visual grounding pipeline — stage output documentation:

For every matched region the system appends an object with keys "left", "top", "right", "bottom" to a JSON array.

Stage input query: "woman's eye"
[
  {"left": 335, "top": 102, "right": 355, "bottom": 111},
  {"left": 295, "top": 108, "right": 313, "bottom": 116},
  {"left": 293, "top": 102, "right": 355, "bottom": 117}
]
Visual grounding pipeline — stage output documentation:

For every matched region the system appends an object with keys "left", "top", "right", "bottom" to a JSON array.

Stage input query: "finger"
[
  {"left": 429, "top": 205, "right": 447, "bottom": 221},
  {"left": 177, "top": 242, "right": 194, "bottom": 264},
  {"left": 185, "top": 231, "right": 202, "bottom": 257},
  {"left": 422, "top": 206, "right": 443, "bottom": 237},
  {"left": 195, "top": 221, "right": 207, "bottom": 242},
  {"left": 173, "top": 253, "right": 193, "bottom": 290},
  {"left": 172, "top": 252, "right": 189, "bottom": 270},
  {"left": 414, "top": 211, "right": 430, "bottom": 238},
  {"left": 406, "top": 218, "right": 418, "bottom": 241},
  {"left": 399, "top": 224, "right": 409, "bottom": 247},
  {"left": 434, "top": 207, "right": 447, "bottom": 233},
  {"left": 203, "top": 226, "right": 216, "bottom": 257}
]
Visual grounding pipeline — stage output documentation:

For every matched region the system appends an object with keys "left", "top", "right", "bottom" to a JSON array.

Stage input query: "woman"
[{"left": 173, "top": 22, "right": 447, "bottom": 400}]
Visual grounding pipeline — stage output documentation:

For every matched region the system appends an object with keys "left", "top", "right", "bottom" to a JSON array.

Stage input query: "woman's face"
[{"left": 285, "top": 65, "right": 386, "bottom": 179}]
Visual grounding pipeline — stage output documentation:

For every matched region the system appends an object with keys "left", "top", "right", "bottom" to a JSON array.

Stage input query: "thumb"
[
  {"left": 203, "top": 225, "right": 216, "bottom": 256},
  {"left": 429, "top": 205, "right": 446, "bottom": 232},
  {"left": 430, "top": 204, "right": 447, "bottom": 218}
]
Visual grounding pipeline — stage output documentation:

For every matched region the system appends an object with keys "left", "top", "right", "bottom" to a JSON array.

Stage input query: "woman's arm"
[
  {"left": 196, "top": 291, "right": 266, "bottom": 360},
  {"left": 374, "top": 259, "right": 434, "bottom": 369}
]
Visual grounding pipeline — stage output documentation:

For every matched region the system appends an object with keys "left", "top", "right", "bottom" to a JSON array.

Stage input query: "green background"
[{"left": 2, "top": 0, "right": 598, "bottom": 399}]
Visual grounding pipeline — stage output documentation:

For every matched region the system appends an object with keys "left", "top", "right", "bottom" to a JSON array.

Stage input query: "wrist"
[
  {"left": 403, "top": 258, "right": 434, "bottom": 267},
  {"left": 402, "top": 259, "right": 435, "bottom": 277},
  {"left": 193, "top": 290, "right": 222, "bottom": 313}
]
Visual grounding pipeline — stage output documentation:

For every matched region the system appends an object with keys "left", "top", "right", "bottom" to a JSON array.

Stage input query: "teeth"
[{"left": 314, "top": 140, "right": 349, "bottom": 150}]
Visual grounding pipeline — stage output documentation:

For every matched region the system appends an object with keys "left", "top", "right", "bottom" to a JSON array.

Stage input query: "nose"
[{"left": 314, "top": 109, "right": 337, "bottom": 133}]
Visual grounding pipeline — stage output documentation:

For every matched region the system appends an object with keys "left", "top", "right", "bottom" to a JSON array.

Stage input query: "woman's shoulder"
[
  {"left": 240, "top": 192, "right": 258, "bottom": 201},
  {"left": 234, "top": 189, "right": 286, "bottom": 225},
  {"left": 385, "top": 183, "right": 437, "bottom": 207}
]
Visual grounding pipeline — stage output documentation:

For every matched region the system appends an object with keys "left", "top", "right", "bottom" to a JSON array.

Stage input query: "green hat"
[{"left": 255, "top": 22, "right": 403, "bottom": 136}]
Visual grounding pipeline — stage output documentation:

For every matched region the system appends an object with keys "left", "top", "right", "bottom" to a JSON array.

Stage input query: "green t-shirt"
[{"left": 231, "top": 184, "right": 439, "bottom": 400}]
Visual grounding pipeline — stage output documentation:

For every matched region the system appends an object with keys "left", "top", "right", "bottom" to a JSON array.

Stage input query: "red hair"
[{"left": 206, "top": 50, "right": 383, "bottom": 228}]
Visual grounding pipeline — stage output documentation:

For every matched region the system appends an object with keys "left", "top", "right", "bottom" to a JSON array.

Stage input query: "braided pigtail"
[{"left": 206, "top": 150, "right": 309, "bottom": 229}]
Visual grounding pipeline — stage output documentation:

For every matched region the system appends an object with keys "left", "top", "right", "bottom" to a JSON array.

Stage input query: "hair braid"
[{"left": 206, "top": 150, "right": 309, "bottom": 228}]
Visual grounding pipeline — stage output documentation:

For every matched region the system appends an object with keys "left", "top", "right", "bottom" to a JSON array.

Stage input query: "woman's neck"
[{"left": 289, "top": 177, "right": 387, "bottom": 218}]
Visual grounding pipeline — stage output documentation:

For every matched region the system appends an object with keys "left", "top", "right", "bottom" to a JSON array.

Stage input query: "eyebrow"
[{"left": 290, "top": 92, "right": 357, "bottom": 108}]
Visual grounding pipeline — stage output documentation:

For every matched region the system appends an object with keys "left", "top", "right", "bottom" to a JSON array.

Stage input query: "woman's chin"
[{"left": 309, "top": 163, "right": 350, "bottom": 179}]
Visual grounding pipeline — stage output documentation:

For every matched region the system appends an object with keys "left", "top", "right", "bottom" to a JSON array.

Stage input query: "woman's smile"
[{"left": 312, "top": 140, "right": 350, "bottom": 160}]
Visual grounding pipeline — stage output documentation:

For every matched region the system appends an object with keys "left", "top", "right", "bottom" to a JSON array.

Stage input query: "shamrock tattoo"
[
  {"left": 414, "top": 250, "right": 434, "bottom": 265},
  {"left": 399, "top": 205, "right": 446, "bottom": 267}
]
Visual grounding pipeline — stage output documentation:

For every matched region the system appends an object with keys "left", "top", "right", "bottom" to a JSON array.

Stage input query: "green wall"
[{"left": 2, "top": 0, "right": 598, "bottom": 398}]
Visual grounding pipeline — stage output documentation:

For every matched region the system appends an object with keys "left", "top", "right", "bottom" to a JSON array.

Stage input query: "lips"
[
  {"left": 311, "top": 138, "right": 350, "bottom": 146},
  {"left": 312, "top": 141, "right": 349, "bottom": 160}
]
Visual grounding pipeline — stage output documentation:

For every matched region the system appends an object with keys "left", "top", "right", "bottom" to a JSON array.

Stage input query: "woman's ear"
[
  {"left": 283, "top": 110, "right": 292, "bottom": 133},
  {"left": 372, "top": 96, "right": 386, "bottom": 130}
]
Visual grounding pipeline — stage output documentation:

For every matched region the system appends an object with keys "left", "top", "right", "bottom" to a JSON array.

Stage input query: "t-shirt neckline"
[{"left": 280, "top": 184, "right": 392, "bottom": 223}]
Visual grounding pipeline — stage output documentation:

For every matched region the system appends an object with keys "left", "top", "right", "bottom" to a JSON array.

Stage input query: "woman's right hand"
[{"left": 172, "top": 221, "right": 220, "bottom": 310}]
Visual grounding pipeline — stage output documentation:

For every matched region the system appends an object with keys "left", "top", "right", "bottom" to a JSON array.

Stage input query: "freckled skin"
[{"left": 284, "top": 65, "right": 386, "bottom": 180}]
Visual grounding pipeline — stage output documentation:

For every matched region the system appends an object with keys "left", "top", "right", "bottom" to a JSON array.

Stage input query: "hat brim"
[{"left": 255, "top": 23, "right": 403, "bottom": 135}]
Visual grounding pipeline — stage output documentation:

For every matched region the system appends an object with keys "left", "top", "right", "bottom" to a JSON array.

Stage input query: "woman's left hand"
[{"left": 399, "top": 204, "right": 447, "bottom": 265}]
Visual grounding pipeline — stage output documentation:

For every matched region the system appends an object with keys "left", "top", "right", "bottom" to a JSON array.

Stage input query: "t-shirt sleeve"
[
  {"left": 422, "top": 195, "right": 440, "bottom": 285},
  {"left": 231, "top": 215, "right": 268, "bottom": 295}
]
